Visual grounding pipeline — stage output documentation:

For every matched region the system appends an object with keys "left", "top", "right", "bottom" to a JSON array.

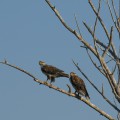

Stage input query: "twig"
[
  {"left": 111, "top": 0, "right": 118, "bottom": 20},
  {"left": 102, "top": 26, "right": 113, "bottom": 58},
  {"left": 102, "top": 83, "right": 104, "bottom": 95},
  {"left": 113, "top": 97, "right": 118, "bottom": 109},
  {"left": 93, "top": 0, "right": 101, "bottom": 35},
  {"left": 0, "top": 61, "right": 36, "bottom": 79},
  {"left": 97, "top": 44, "right": 115, "bottom": 61},
  {"left": 93, "top": 0, "right": 101, "bottom": 57},
  {"left": 67, "top": 84, "right": 72, "bottom": 93},
  {"left": 106, "top": 0, "right": 120, "bottom": 36},
  {"left": 106, "top": 0, "right": 115, "bottom": 23},
  {"left": 111, "top": 63, "right": 117, "bottom": 75},
  {"left": 74, "top": 14, "right": 82, "bottom": 37}
]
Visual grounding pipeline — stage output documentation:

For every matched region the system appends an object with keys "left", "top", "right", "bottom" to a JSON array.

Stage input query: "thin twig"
[
  {"left": 0, "top": 61, "right": 36, "bottom": 79},
  {"left": 106, "top": 0, "right": 120, "bottom": 34},
  {"left": 102, "top": 26, "right": 113, "bottom": 58},
  {"left": 111, "top": 63, "right": 117, "bottom": 75},
  {"left": 111, "top": 0, "right": 118, "bottom": 20},
  {"left": 93, "top": 0, "right": 101, "bottom": 57},
  {"left": 106, "top": 0, "right": 115, "bottom": 23},
  {"left": 67, "top": 84, "right": 72, "bottom": 93},
  {"left": 74, "top": 14, "right": 82, "bottom": 37},
  {"left": 102, "top": 83, "right": 104, "bottom": 95}
]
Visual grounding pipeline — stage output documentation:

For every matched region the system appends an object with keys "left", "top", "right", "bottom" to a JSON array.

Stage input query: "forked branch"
[
  {"left": 45, "top": 0, "right": 119, "bottom": 103},
  {"left": 72, "top": 60, "right": 120, "bottom": 112}
]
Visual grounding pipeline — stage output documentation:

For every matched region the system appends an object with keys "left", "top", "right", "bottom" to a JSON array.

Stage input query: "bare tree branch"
[
  {"left": 0, "top": 60, "right": 115, "bottom": 120},
  {"left": 93, "top": 0, "right": 101, "bottom": 58},
  {"left": 45, "top": 0, "right": 120, "bottom": 103}
]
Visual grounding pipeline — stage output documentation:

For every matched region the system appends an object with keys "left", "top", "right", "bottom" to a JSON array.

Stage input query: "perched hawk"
[
  {"left": 70, "top": 72, "right": 90, "bottom": 100},
  {"left": 39, "top": 61, "right": 69, "bottom": 83}
]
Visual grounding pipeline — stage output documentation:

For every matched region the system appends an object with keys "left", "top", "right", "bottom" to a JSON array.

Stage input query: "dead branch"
[
  {"left": 0, "top": 60, "right": 115, "bottom": 120},
  {"left": 45, "top": 0, "right": 120, "bottom": 103}
]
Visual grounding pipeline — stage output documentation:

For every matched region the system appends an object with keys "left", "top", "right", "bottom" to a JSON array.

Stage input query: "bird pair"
[{"left": 39, "top": 61, "right": 90, "bottom": 100}]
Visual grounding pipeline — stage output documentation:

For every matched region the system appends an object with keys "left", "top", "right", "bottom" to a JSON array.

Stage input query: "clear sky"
[{"left": 0, "top": 0, "right": 119, "bottom": 120}]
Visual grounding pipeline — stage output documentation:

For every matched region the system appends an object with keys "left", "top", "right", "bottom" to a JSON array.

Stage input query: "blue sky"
[{"left": 0, "top": 0, "right": 119, "bottom": 120}]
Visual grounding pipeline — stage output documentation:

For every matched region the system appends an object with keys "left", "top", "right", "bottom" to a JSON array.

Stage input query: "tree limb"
[{"left": 0, "top": 60, "right": 115, "bottom": 120}]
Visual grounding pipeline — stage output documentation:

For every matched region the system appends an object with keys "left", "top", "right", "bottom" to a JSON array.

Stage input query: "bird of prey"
[
  {"left": 69, "top": 72, "right": 90, "bottom": 100},
  {"left": 39, "top": 61, "right": 69, "bottom": 83}
]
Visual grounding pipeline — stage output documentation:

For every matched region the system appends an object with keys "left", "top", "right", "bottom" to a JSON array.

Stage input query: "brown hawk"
[
  {"left": 39, "top": 61, "right": 69, "bottom": 83},
  {"left": 70, "top": 72, "right": 90, "bottom": 100}
]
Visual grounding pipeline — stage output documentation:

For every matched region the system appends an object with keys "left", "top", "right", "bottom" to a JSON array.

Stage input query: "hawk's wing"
[
  {"left": 71, "top": 75, "right": 87, "bottom": 92},
  {"left": 42, "top": 65, "right": 64, "bottom": 75},
  {"left": 70, "top": 75, "right": 90, "bottom": 99}
]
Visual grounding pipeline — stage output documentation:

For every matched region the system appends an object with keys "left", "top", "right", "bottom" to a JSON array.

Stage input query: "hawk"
[
  {"left": 70, "top": 72, "right": 90, "bottom": 100},
  {"left": 39, "top": 61, "right": 69, "bottom": 83}
]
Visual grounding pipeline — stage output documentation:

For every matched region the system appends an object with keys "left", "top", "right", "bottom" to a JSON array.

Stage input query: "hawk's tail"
[
  {"left": 59, "top": 72, "right": 69, "bottom": 78},
  {"left": 85, "top": 91, "right": 90, "bottom": 100}
]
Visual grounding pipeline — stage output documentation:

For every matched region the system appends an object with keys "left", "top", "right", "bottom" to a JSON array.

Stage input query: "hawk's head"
[
  {"left": 70, "top": 72, "right": 77, "bottom": 76},
  {"left": 39, "top": 61, "right": 46, "bottom": 66}
]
